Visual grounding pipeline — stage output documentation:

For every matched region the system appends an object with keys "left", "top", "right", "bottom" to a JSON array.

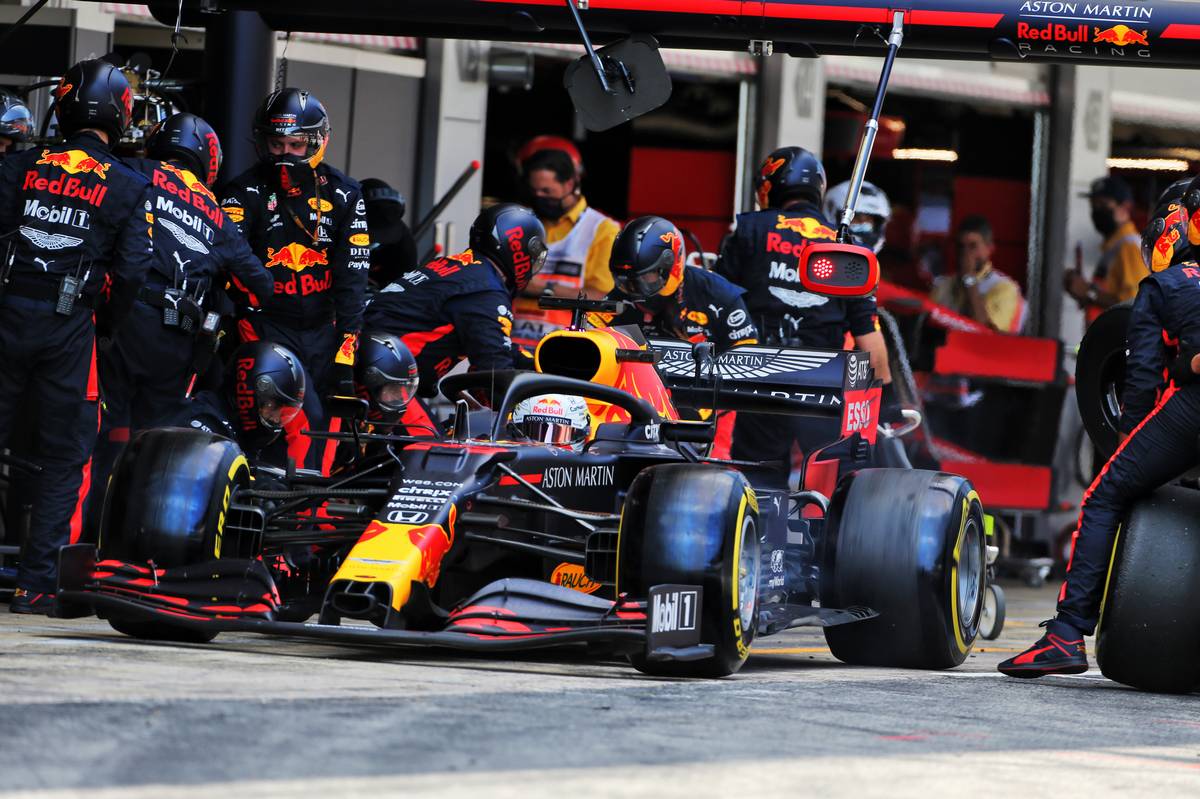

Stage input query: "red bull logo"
[
  {"left": 446, "top": 250, "right": 475, "bottom": 266},
  {"left": 264, "top": 243, "right": 329, "bottom": 272},
  {"left": 774, "top": 215, "right": 837, "bottom": 240},
  {"left": 335, "top": 333, "right": 357, "bottom": 366},
  {"left": 1093, "top": 25, "right": 1149, "bottom": 46},
  {"left": 159, "top": 162, "right": 217, "bottom": 203},
  {"left": 531, "top": 397, "right": 564, "bottom": 416},
  {"left": 36, "top": 149, "right": 110, "bottom": 180},
  {"left": 505, "top": 226, "right": 533, "bottom": 287},
  {"left": 55, "top": 82, "right": 72, "bottom": 100},
  {"left": 760, "top": 156, "right": 785, "bottom": 177}
]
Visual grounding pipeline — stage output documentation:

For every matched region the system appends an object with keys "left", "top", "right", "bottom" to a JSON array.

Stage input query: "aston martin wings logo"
[
  {"left": 769, "top": 286, "right": 829, "bottom": 308},
  {"left": 20, "top": 226, "right": 83, "bottom": 251},
  {"left": 711, "top": 349, "right": 839, "bottom": 380},
  {"left": 651, "top": 338, "right": 838, "bottom": 379},
  {"left": 159, "top": 216, "right": 211, "bottom": 255}
]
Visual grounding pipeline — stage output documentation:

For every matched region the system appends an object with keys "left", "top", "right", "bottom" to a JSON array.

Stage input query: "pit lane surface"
[{"left": 1, "top": 584, "right": 1197, "bottom": 798}]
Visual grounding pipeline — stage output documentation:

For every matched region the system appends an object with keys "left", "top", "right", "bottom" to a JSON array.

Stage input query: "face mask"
[
  {"left": 1091, "top": 207, "right": 1118, "bottom": 236},
  {"left": 532, "top": 194, "right": 568, "bottom": 221},
  {"left": 273, "top": 155, "right": 316, "bottom": 197}
]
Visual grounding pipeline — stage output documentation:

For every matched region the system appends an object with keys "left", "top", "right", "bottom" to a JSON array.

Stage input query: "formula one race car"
[{"left": 58, "top": 288, "right": 992, "bottom": 678}]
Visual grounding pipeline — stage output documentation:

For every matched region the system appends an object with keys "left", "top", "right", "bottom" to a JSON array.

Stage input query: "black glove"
[
  {"left": 879, "top": 381, "right": 906, "bottom": 426},
  {"left": 1169, "top": 348, "right": 1200, "bottom": 386}
]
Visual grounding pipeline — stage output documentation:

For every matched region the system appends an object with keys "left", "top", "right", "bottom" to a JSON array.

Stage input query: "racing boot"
[
  {"left": 997, "top": 619, "right": 1088, "bottom": 678},
  {"left": 9, "top": 589, "right": 56, "bottom": 616}
]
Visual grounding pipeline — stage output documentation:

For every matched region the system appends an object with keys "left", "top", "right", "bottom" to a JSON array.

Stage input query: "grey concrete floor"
[{"left": 1, "top": 583, "right": 1198, "bottom": 798}]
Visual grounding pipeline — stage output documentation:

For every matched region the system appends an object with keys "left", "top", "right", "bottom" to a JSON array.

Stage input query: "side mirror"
[
  {"left": 324, "top": 396, "right": 370, "bottom": 422},
  {"left": 799, "top": 242, "right": 879, "bottom": 297}
]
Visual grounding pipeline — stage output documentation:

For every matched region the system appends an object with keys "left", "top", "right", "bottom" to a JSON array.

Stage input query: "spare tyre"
[
  {"left": 1096, "top": 484, "right": 1200, "bottom": 693},
  {"left": 1076, "top": 302, "right": 1132, "bottom": 465}
]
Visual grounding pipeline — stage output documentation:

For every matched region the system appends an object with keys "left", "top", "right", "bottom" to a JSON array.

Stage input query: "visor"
[
  {"left": 613, "top": 248, "right": 675, "bottom": 299},
  {"left": 0, "top": 104, "right": 32, "bottom": 140},
  {"left": 522, "top": 419, "right": 587, "bottom": 446},
  {"left": 373, "top": 377, "right": 419, "bottom": 413}
]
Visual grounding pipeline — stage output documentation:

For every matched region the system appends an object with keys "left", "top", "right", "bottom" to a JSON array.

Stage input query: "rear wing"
[{"left": 647, "top": 338, "right": 882, "bottom": 443}]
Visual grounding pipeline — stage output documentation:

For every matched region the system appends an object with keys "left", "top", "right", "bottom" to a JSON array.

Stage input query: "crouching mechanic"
[
  {"left": 999, "top": 180, "right": 1200, "bottom": 677},
  {"left": 175, "top": 341, "right": 309, "bottom": 469},
  {"left": 363, "top": 203, "right": 547, "bottom": 394},
  {"left": 716, "top": 146, "right": 901, "bottom": 475},
  {"left": 591, "top": 215, "right": 758, "bottom": 353}
]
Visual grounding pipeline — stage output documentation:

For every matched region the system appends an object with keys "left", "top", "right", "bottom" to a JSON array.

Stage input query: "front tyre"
[
  {"left": 822, "top": 469, "right": 985, "bottom": 669},
  {"left": 619, "top": 464, "right": 760, "bottom": 678}
]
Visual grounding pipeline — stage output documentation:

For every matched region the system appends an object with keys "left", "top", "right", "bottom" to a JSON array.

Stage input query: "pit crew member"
[
  {"left": 363, "top": 203, "right": 547, "bottom": 394},
  {"left": 999, "top": 180, "right": 1200, "bottom": 678},
  {"left": 219, "top": 88, "right": 369, "bottom": 399},
  {"left": 823, "top": 179, "right": 890, "bottom": 254},
  {"left": 1064, "top": 175, "right": 1147, "bottom": 323},
  {"left": 930, "top": 215, "right": 1026, "bottom": 333},
  {"left": 511, "top": 136, "right": 619, "bottom": 346},
  {"left": 0, "top": 60, "right": 154, "bottom": 613},
  {"left": 591, "top": 215, "right": 758, "bottom": 354},
  {"left": 715, "top": 146, "right": 900, "bottom": 470}
]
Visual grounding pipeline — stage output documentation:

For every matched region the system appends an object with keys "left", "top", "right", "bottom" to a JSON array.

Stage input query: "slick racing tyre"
[
  {"left": 1076, "top": 302, "right": 1132, "bottom": 465},
  {"left": 822, "top": 469, "right": 985, "bottom": 669},
  {"left": 98, "top": 428, "right": 246, "bottom": 643},
  {"left": 100, "top": 428, "right": 248, "bottom": 568},
  {"left": 1097, "top": 485, "right": 1200, "bottom": 693},
  {"left": 619, "top": 464, "right": 760, "bottom": 678}
]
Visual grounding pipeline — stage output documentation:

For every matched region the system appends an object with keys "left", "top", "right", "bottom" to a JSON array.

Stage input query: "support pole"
[{"left": 203, "top": 10, "right": 274, "bottom": 185}]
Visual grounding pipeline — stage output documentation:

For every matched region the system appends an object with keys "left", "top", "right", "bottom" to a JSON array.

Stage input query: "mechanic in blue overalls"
[
  {"left": 0, "top": 61, "right": 155, "bottom": 614},
  {"left": 590, "top": 214, "right": 758, "bottom": 353},
  {"left": 174, "top": 340, "right": 308, "bottom": 469},
  {"left": 1000, "top": 179, "right": 1200, "bottom": 677},
  {"left": 714, "top": 146, "right": 902, "bottom": 477},
  {"left": 363, "top": 203, "right": 547, "bottom": 394}
]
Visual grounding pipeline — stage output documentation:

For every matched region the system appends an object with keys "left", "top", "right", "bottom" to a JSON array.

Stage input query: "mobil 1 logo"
[{"left": 647, "top": 584, "right": 702, "bottom": 649}]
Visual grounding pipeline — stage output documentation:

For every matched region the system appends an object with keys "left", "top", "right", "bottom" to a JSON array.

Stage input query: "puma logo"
[
  {"left": 172, "top": 251, "right": 192, "bottom": 271},
  {"left": 335, "top": 188, "right": 352, "bottom": 203},
  {"left": 33, "top": 257, "right": 51, "bottom": 272}
]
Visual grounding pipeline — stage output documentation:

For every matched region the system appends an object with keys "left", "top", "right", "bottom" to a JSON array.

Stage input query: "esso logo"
[{"left": 844, "top": 400, "right": 872, "bottom": 433}]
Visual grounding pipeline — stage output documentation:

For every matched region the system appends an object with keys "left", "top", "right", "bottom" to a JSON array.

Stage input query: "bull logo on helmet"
[{"left": 761, "top": 156, "right": 786, "bottom": 177}]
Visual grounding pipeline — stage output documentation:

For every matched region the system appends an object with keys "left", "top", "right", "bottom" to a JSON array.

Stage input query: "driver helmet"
[
  {"left": 355, "top": 332, "right": 419, "bottom": 412},
  {"left": 823, "top": 179, "right": 892, "bottom": 253},
  {"left": 1143, "top": 178, "right": 1191, "bottom": 271},
  {"left": 512, "top": 394, "right": 590, "bottom": 449},
  {"left": 225, "top": 341, "right": 306, "bottom": 434}
]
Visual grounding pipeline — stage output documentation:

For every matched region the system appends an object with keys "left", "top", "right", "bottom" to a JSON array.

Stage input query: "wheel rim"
[
  {"left": 957, "top": 517, "right": 983, "bottom": 629},
  {"left": 737, "top": 516, "right": 760, "bottom": 636}
]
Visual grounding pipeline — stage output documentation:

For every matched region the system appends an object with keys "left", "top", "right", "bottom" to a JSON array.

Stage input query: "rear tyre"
[
  {"left": 1097, "top": 485, "right": 1200, "bottom": 693},
  {"left": 822, "top": 469, "right": 985, "bottom": 669},
  {"left": 620, "top": 464, "right": 760, "bottom": 678},
  {"left": 99, "top": 428, "right": 247, "bottom": 643},
  {"left": 1075, "top": 302, "right": 1132, "bottom": 465}
]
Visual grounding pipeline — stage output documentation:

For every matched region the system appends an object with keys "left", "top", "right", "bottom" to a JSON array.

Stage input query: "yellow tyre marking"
[
  {"left": 950, "top": 489, "right": 982, "bottom": 656},
  {"left": 1094, "top": 521, "right": 1123, "bottom": 651}
]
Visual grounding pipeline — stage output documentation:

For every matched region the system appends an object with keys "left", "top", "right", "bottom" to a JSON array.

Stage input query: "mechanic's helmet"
[
  {"left": 145, "top": 112, "right": 223, "bottom": 187},
  {"left": 517, "top": 134, "right": 584, "bottom": 177},
  {"left": 755, "top": 146, "right": 826, "bottom": 210},
  {"left": 823, "top": 179, "right": 892, "bottom": 253},
  {"left": 355, "top": 333, "right": 419, "bottom": 413},
  {"left": 0, "top": 90, "right": 33, "bottom": 146},
  {"left": 469, "top": 203, "right": 548, "bottom": 294},
  {"left": 1142, "top": 178, "right": 1192, "bottom": 272},
  {"left": 609, "top": 215, "right": 686, "bottom": 300},
  {"left": 225, "top": 341, "right": 306, "bottom": 434},
  {"left": 54, "top": 59, "right": 134, "bottom": 143},
  {"left": 1178, "top": 175, "right": 1200, "bottom": 250},
  {"left": 253, "top": 88, "right": 330, "bottom": 169},
  {"left": 512, "top": 394, "right": 590, "bottom": 450}
]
